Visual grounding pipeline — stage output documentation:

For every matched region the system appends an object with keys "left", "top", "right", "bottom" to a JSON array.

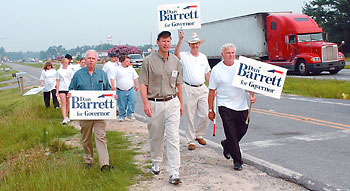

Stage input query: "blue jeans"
[{"left": 117, "top": 87, "right": 136, "bottom": 119}]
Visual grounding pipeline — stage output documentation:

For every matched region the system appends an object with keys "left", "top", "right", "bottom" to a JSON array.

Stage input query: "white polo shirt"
[
  {"left": 209, "top": 60, "right": 248, "bottom": 111},
  {"left": 180, "top": 51, "right": 210, "bottom": 85}
]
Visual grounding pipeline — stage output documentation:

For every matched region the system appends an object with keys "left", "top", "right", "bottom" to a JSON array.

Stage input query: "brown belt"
[
  {"left": 184, "top": 81, "right": 203, "bottom": 87},
  {"left": 148, "top": 94, "right": 177, "bottom": 102}
]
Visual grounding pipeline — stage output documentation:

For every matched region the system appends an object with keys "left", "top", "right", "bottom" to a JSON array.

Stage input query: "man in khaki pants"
[
  {"left": 69, "top": 50, "right": 113, "bottom": 172},
  {"left": 139, "top": 31, "right": 183, "bottom": 185},
  {"left": 175, "top": 31, "right": 211, "bottom": 150}
]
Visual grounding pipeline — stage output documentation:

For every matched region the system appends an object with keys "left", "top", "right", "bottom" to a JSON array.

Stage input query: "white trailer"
[{"left": 182, "top": 13, "right": 269, "bottom": 60}]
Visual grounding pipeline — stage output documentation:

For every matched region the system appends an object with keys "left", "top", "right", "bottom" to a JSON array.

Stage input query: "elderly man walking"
[
  {"left": 139, "top": 31, "right": 183, "bottom": 185},
  {"left": 208, "top": 44, "right": 256, "bottom": 171},
  {"left": 69, "top": 50, "right": 113, "bottom": 172},
  {"left": 175, "top": 31, "right": 211, "bottom": 150}
]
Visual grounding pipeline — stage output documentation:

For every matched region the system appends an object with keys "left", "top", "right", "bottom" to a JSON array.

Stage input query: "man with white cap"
[{"left": 175, "top": 30, "right": 211, "bottom": 150}]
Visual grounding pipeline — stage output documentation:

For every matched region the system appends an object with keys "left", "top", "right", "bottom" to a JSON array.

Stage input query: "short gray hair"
[
  {"left": 85, "top": 50, "right": 97, "bottom": 58},
  {"left": 220, "top": 43, "right": 236, "bottom": 55}
]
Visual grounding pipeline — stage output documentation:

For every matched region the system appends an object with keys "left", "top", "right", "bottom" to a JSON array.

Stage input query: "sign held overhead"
[{"left": 158, "top": 2, "right": 201, "bottom": 31}]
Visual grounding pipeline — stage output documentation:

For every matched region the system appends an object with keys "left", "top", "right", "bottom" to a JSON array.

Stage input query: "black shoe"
[
  {"left": 84, "top": 163, "right": 92, "bottom": 168},
  {"left": 221, "top": 140, "right": 230, "bottom": 160},
  {"left": 234, "top": 163, "right": 243, "bottom": 171},
  {"left": 101, "top": 165, "right": 113, "bottom": 172}
]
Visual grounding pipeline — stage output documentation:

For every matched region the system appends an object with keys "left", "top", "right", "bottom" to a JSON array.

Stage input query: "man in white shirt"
[
  {"left": 175, "top": 31, "right": 211, "bottom": 150},
  {"left": 208, "top": 43, "right": 256, "bottom": 171},
  {"left": 103, "top": 53, "right": 120, "bottom": 91}
]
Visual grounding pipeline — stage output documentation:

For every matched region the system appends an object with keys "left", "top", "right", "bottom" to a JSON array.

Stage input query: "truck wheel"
[
  {"left": 296, "top": 60, "right": 308, "bottom": 76},
  {"left": 329, "top": 70, "right": 340, "bottom": 74}
]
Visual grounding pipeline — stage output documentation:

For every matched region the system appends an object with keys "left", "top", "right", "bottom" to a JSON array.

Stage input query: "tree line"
[{"left": 0, "top": 44, "right": 153, "bottom": 62}]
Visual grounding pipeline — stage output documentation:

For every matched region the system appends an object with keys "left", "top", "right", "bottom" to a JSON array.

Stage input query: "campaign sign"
[
  {"left": 158, "top": 2, "right": 201, "bottom": 31},
  {"left": 232, "top": 56, "right": 287, "bottom": 99},
  {"left": 69, "top": 90, "right": 116, "bottom": 120}
]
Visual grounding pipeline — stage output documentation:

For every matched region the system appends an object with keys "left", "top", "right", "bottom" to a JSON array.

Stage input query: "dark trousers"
[
  {"left": 218, "top": 106, "right": 248, "bottom": 165},
  {"left": 43, "top": 89, "right": 59, "bottom": 108}
]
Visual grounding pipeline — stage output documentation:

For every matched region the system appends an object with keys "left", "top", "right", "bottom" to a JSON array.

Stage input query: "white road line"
[
  {"left": 241, "top": 129, "right": 350, "bottom": 151},
  {"left": 285, "top": 97, "right": 350, "bottom": 106}
]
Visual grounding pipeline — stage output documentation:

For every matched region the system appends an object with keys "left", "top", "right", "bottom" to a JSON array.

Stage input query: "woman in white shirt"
[
  {"left": 56, "top": 58, "right": 74, "bottom": 124},
  {"left": 40, "top": 61, "right": 59, "bottom": 109}
]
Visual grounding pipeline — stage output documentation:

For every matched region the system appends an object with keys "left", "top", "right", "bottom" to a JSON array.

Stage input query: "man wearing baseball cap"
[{"left": 175, "top": 31, "right": 211, "bottom": 151}]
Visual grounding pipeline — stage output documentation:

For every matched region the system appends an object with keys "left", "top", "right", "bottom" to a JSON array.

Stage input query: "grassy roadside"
[
  {"left": 283, "top": 77, "right": 350, "bottom": 99},
  {"left": 0, "top": 88, "right": 145, "bottom": 190}
]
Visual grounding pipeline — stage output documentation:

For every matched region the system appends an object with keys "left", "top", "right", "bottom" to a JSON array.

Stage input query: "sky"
[{"left": 0, "top": 0, "right": 310, "bottom": 52}]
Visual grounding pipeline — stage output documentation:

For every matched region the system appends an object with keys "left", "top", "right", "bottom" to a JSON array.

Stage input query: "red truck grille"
[{"left": 321, "top": 45, "right": 338, "bottom": 62}]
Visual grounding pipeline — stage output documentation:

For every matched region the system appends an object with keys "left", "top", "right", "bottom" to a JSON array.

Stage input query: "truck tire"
[
  {"left": 296, "top": 60, "right": 308, "bottom": 76},
  {"left": 329, "top": 70, "right": 340, "bottom": 74}
]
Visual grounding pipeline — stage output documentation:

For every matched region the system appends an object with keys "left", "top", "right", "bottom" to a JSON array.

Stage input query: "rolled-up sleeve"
[{"left": 139, "top": 58, "right": 149, "bottom": 86}]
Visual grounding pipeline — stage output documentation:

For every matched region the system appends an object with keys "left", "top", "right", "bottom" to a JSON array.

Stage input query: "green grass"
[
  {"left": 283, "top": 77, "right": 350, "bottom": 99},
  {"left": 345, "top": 57, "right": 350, "bottom": 62},
  {"left": 0, "top": 88, "right": 145, "bottom": 191},
  {"left": 0, "top": 76, "right": 12, "bottom": 82},
  {"left": 344, "top": 65, "right": 350, "bottom": 69}
]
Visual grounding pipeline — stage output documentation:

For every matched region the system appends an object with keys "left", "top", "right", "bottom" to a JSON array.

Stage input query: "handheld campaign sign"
[
  {"left": 158, "top": 2, "right": 201, "bottom": 31},
  {"left": 69, "top": 90, "right": 117, "bottom": 120},
  {"left": 232, "top": 56, "right": 287, "bottom": 99}
]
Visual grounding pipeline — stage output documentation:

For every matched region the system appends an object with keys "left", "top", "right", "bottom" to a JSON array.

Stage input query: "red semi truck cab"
[{"left": 266, "top": 13, "right": 345, "bottom": 75}]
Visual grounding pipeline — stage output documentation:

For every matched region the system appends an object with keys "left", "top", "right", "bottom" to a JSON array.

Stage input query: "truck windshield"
[{"left": 297, "top": 33, "right": 323, "bottom": 42}]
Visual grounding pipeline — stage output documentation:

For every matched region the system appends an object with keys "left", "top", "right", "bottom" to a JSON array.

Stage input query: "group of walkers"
[
  {"left": 140, "top": 30, "right": 256, "bottom": 185},
  {"left": 39, "top": 30, "right": 257, "bottom": 185}
]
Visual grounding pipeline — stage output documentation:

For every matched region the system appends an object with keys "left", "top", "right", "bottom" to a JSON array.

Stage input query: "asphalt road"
[
  {"left": 289, "top": 68, "right": 350, "bottom": 81},
  {"left": 6, "top": 62, "right": 350, "bottom": 190}
]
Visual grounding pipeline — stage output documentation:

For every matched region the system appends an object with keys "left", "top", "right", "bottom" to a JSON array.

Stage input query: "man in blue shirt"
[{"left": 69, "top": 50, "right": 113, "bottom": 172}]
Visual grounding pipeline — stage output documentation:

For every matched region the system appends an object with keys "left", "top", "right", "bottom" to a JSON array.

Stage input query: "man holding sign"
[
  {"left": 208, "top": 43, "right": 256, "bottom": 171},
  {"left": 69, "top": 50, "right": 113, "bottom": 172},
  {"left": 175, "top": 30, "right": 210, "bottom": 150}
]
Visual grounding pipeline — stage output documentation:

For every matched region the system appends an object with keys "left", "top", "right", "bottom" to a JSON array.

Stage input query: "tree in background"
[
  {"left": 303, "top": 0, "right": 350, "bottom": 55},
  {"left": 107, "top": 45, "right": 141, "bottom": 57}
]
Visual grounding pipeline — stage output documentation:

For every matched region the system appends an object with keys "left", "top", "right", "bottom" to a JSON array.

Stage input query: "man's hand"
[
  {"left": 114, "top": 94, "right": 118, "bottom": 100},
  {"left": 143, "top": 101, "right": 152, "bottom": 117},
  {"left": 178, "top": 30, "right": 184, "bottom": 40},
  {"left": 249, "top": 92, "right": 256, "bottom": 103},
  {"left": 208, "top": 111, "right": 215, "bottom": 121},
  {"left": 67, "top": 92, "right": 72, "bottom": 98},
  {"left": 111, "top": 86, "right": 116, "bottom": 91}
]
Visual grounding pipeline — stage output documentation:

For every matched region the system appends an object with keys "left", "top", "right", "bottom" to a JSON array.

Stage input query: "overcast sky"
[{"left": 0, "top": 0, "right": 310, "bottom": 52}]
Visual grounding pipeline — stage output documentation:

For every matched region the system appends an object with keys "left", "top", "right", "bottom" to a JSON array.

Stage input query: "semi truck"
[{"left": 184, "top": 12, "right": 346, "bottom": 75}]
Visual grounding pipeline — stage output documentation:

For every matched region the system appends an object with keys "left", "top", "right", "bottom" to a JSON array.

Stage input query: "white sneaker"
[
  {"left": 65, "top": 117, "right": 70, "bottom": 122},
  {"left": 119, "top": 118, "right": 124, "bottom": 122},
  {"left": 127, "top": 114, "right": 136, "bottom": 121},
  {"left": 169, "top": 174, "right": 181, "bottom": 184},
  {"left": 62, "top": 118, "right": 68, "bottom": 125},
  {"left": 151, "top": 164, "right": 160, "bottom": 175}
]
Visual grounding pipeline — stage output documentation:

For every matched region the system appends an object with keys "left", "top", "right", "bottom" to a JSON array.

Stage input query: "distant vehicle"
[{"left": 128, "top": 54, "right": 143, "bottom": 68}]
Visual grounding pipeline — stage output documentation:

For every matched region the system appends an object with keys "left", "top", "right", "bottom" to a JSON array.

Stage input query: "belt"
[
  {"left": 117, "top": 87, "right": 133, "bottom": 91},
  {"left": 148, "top": 94, "right": 177, "bottom": 102},
  {"left": 184, "top": 81, "right": 203, "bottom": 87}
]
